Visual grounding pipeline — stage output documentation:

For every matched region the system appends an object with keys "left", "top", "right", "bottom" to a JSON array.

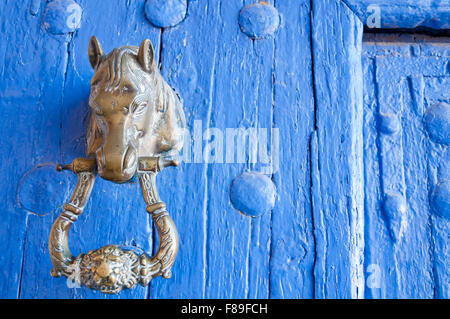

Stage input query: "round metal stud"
[
  {"left": 17, "top": 163, "right": 72, "bottom": 216},
  {"left": 424, "top": 102, "right": 450, "bottom": 145},
  {"left": 144, "top": 0, "right": 187, "bottom": 28},
  {"left": 238, "top": 2, "right": 280, "bottom": 39},
  {"left": 384, "top": 193, "right": 407, "bottom": 215},
  {"left": 383, "top": 192, "right": 408, "bottom": 241},
  {"left": 430, "top": 180, "right": 450, "bottom": 219},
  {"left": 230, "top": 171, "right": 276, "bottom": 217},
  {"left": 43, "top": 0, "right": 82, "bottom": 34},
  {"left": 378, "top": 113, "right": 400, "bottom": 135}
]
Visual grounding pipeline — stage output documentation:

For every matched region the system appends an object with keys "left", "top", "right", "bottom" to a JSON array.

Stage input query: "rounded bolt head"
[
  {"left": 378, "top": 113, "right": 400, "bottom": 135},
  {"left": 230, "top": 171, "right": 277, "bottom": 217},
  {"left": 383, "top": 193, "right": 408, "bottom": 215},
  {"left": 238, "top": 2, "right": 280, "bottom": 39},
  {"left": 383, "top": 192, "right": 408, "bottom": 242},
  {"left": 424, "top": 102, "right": 450, "bottom": 145},
  {"left": 144, "top": 0, "right": 187, "bottom": 28},
  {"left": 430, "top": 180, "right": 450, "bottom": 219},
  {"left": 43, "top": 0, "right": 82, "bottom": 35}
]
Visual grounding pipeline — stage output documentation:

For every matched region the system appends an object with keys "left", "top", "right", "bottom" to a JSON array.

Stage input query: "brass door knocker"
[{"left": 48, "top": 36, "right": 186, "bottom": 294}]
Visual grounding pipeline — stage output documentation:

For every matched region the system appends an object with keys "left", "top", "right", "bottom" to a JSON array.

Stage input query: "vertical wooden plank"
[
  {"left": 0, "top": 0, "right": 70, "bottom": 298},
  {"left": 149, "top": 0, "right": 218, "bottom": 298},
  {"left": 400, "top": 73, "right": 434, "bottom": 298},
  {"left": 18, "top": 0, "right": 161, "bottom": 298},
  {"left": 311, "top": 0, "right": 365, "bottom": 298},
  {"left": 246, "top": 33, "right": 274, "bottom": 298},
  {"left": 269, "top": 0, "right": 316, "bottom": 298},
  {"left": 203, "top": 0, "right": 275, "bottom": 299},
  {"left": 146, "top": 0, "right": 277, "bottom": 299},
  {"left": 244, "top": 0, "right": 276, "bottom": 299},
  {"left": 361, "top": 54, "right": 385, "bottom": 299}
]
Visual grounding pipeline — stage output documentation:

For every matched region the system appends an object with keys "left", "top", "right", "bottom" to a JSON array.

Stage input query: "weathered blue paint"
[
  {"left": 0, "top": 0, "right": 448, "bottom": 300},
  {"left": 424, "top": 102, "right": 450, "bottom": 145},
  {"left": 382, "top": 193, "right": 408, "bottom": 242},
  {"left": 230, "top": 172, "right": 276, "bottom": 217},
  {"left": 430, "top": 180, "right": 450, "bottom": 219},
  {"left": 43, "top": 0, "right": 82, "bottom": 34},
  {"left": 30, "top": 0, "right": 41, "bottom": 16},
  {"left": 238, "top": 2, "right": 280, "bottom": 39},
  {"left": 144, "top": 0, "right": 187, "bottom": 28},
  {"left": 343, "top": 0, "right": 450, "bottom": 30},
  {"left": 378, "top": 113, "right": 400, "bottom": 135}
]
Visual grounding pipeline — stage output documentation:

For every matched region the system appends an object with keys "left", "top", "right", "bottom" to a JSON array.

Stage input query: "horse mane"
[{"left": 103, "top": 46, "right": 139, "bottom": 91}]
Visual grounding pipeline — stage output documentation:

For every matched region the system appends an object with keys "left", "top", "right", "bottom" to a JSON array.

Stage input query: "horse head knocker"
[{"left": 48, "top": 36, "right": 186, "bottom": 293}]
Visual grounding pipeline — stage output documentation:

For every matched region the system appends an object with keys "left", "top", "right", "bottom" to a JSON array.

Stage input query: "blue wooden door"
[{"left": 0, "top": 0, "right": 448, "bottom": 299}]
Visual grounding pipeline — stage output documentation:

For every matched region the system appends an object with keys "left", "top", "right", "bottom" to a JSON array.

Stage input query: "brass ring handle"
[{"left": 49, "top": 157, "right": 179, "bottom": 294}]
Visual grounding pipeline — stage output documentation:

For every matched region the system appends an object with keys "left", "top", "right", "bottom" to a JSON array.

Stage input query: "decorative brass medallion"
[{"left": 48, "top": 36, "right": 186, "bottom": 294}]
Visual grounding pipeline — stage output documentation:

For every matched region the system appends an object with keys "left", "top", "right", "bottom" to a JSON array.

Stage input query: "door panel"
[
  {"left": 0, "top": 0, "right": 316, "bottom": 298},
  {"left": 363, "top": 33, "right": 449, "bottom": 298}
]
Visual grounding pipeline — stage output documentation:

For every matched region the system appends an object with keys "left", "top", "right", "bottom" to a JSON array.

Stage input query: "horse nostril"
[{"left": 123, "top": 146, "right": 137, "bottom": 170}]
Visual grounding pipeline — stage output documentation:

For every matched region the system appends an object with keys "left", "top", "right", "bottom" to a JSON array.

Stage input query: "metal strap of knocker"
[{"left": 48, "top": 36, "right": 186, "bottom": 294}]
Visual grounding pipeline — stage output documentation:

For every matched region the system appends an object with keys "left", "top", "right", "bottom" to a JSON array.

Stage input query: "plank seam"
[
  {"left": 17, "top": 214, "right": 30, "bottom": 299},
  {"left": 308, "top": 0, "right": 318, "bottom": 298},
  {"left": 308, "top": 133, "right": 318, "bottom": 299}
]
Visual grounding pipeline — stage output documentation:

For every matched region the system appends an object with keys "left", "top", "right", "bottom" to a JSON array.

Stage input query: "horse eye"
[
  {"left": 133, "top": 102, "right": 147, "bottom": 116},
  {"left": 93, "top": 106, "right": 103, "bottom": 116},
  {"left": 91, "top": 78, "right": 101, "bottom": 87},
  {"left": 90, "top": 105, "right": 103, "bottom": 116},
  {"left": 122, "top": 85, "right": 135, "bottom": 93},
  {"left": 89, "top": 98, "right": 103, "bottom": 116}
]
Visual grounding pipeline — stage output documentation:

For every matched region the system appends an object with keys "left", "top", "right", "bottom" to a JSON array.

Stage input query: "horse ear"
[
  {"left": 88, "top": 36, "right": 104, "bottom": 70},
  {"left": 137, "top": 39, "right": 155, "bottom": 72}
]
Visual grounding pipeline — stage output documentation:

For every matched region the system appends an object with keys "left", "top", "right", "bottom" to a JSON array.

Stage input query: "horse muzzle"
[{"left": 96, "top": 145, "right": 137, "bottom": 183}]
